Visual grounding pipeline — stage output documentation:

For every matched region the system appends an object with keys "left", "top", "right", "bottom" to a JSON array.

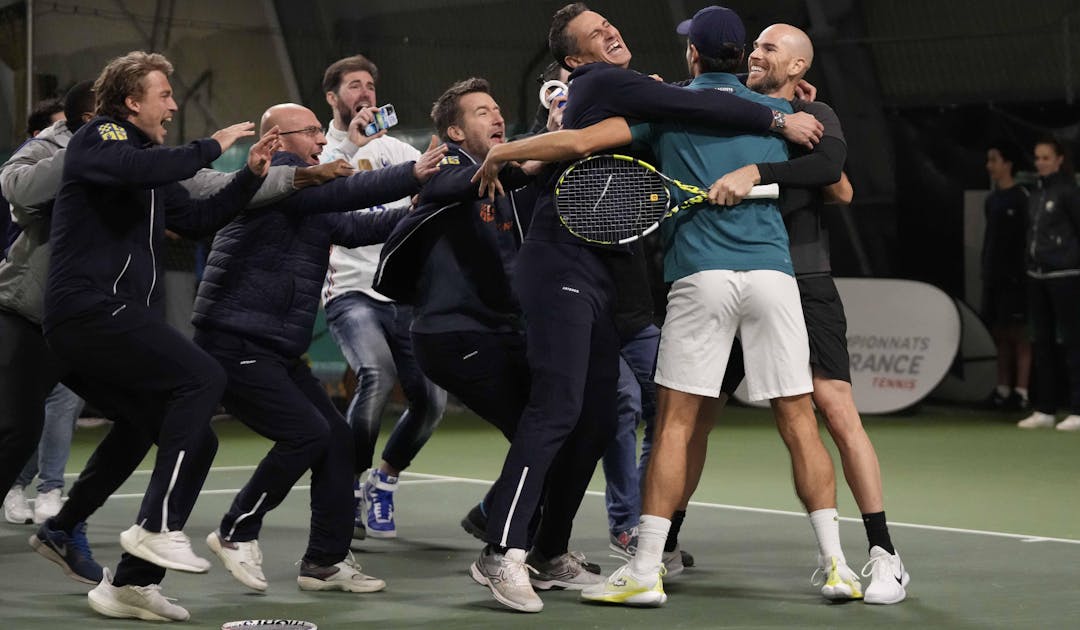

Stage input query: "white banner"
[{"left": 734, "top": 278, "right": 961, "bottom": 414}]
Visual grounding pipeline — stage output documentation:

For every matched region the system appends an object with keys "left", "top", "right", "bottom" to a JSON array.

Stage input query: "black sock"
[
  {"left": 862, "top": 511, "right": 894, "bottom": 554},
  {"left": 665, "top": 510, "right": 686, "bottom": 553}
]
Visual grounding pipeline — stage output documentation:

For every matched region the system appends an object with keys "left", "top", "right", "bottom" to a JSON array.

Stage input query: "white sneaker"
[
  {"left": 812, "top": 556, "right": 864, "bottom": 601},
  {"left": 470, "top": 546, "right": 543, "bottom": 612},
  {"left": 862, "top": 546, "right": 910, "bottom": 604},
  {"left": 580, "top": 561, "right": 667, "bottom": 606},
  {"left": 4, "top": 486, "right": 33, "bottom": 524},
  {"left": 1055, "top": 415, "right": 1080, "bottom": 431},
  {"left": 1018, "top": 412, "right": 1056, "bottom": 429},
  {"left": 207, "top": 531, "right": 267, "bottom": 591},
  {"left": 87, "top": 567, "right": 190, "bottom": 621},
  {"left": 297, "top": 554, "right": 386, "bottom": 593},
  {"left": 119, "top": 525, "right": 211, "bottom": 573},
  {"left": 33, "top": 488, "right": 63, "bottom": 524}
]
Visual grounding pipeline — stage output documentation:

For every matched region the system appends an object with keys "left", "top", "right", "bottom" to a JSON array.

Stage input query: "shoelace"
[
  {"left": 131, "top": 583, "right": 179, "bottom": 603},
  {"left": 242, "top": 541, "right": 263, "bottom": 566},
  {"left": 70, "top": 522, "right": 96, "bottom": 559},
  {"left": 502, "top": 554, "right": 539, "bottom": 587},
  {"left": 860, "top": 554, "right": 891, "bottom": 579},
  {"left": 165, "top": 530, "right": 194, "bottom": 548}
]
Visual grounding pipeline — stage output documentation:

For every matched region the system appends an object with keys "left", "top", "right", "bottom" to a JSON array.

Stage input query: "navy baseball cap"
[{"left": 675, "top": 6, "right": 746, "bottom": 58}]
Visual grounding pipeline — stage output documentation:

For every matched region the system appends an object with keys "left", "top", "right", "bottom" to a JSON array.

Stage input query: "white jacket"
[{"left": 321, "top": 122, "right": 420, "bottom": 304}]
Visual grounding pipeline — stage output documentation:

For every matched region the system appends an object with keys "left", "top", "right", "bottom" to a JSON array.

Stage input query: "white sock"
[
  {"left": 630, "top": 515, "right": 670, "bottom": 577},
  {"left": 809, "top": 508, "right": 845, "bottom": 564},
  {"left": 1014, "top": 387, "right": 1029, "bottom": 401},
  {"left": 995, "top": 384, "right": 1010, "bottom": 398}
]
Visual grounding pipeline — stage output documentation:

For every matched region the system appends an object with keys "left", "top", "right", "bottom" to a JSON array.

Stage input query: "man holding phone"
[{"left": 318, "top": 54, "right": 447, "bottom": 542}]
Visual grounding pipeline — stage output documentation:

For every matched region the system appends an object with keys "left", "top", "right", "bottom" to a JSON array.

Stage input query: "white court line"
[{"left": 90, "top": 466, "right": 1080, "bottom": 545}]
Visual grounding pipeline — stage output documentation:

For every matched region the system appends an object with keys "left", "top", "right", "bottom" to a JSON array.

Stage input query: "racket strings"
[{"left": 557, "top": 156, "right": 670, "bottom": 244}]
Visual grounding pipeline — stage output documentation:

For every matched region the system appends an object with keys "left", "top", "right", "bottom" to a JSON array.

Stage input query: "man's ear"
[
  {"left": 325, "top": 91, "right": 337, "bottom": 110},
  {"left": 789, "top": 57, "right": 808, "bottom": 80},
  {"left": 688, "top": 43, "right": 702, "bottom": 66},
  {"left": 447, "top": 124, "right": 466, "bottom": 142},
  {"left": 124, "top": 95, "right": 140, "bottom": 116}
]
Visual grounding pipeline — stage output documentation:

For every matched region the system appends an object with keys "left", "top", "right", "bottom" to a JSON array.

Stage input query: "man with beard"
[{"left": 319, "top": 54, "right": 447, "bottom": 541}]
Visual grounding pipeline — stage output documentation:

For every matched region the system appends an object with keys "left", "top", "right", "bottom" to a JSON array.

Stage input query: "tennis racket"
[
  {"left": 554, "top": 153, "right": 779, "bottom": 245},
  {"left": 222, "top": 621, "right": 317, "bottom": 630}
]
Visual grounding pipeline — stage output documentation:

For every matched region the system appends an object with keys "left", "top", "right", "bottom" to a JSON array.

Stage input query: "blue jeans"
[
  {"left": 324, "top": 291, "right": 446, "bottom": 473},
  {"left": 602, "top": 324, "right": 660, "bottom": 534},
  {"left": 15, "top": 383, "right": 84, "bottom": 493}
]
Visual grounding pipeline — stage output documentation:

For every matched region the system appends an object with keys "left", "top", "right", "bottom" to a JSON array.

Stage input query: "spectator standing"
[{"left": 1017, "top": 137, "right": 1080, "bottom": 430}]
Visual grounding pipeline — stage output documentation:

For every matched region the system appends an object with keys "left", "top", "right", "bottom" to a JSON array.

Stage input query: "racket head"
[
  {"left": 554, "top": 154, "right": 671, "bottom": 245},
  {"left": 221, "top": 621, "right": 318, "bottom": 630}
]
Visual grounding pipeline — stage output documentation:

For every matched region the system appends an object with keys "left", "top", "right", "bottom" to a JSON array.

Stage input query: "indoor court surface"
[{"left": 2, "top": 404, "right": 1077, "bottom": 629}]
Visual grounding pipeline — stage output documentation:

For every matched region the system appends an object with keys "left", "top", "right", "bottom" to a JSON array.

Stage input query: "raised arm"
[
  {"left": 162, "top": 130, "right": 277, "bottom": 237},
  {"left": 64, "top": 120, "right": 257, "bottom": 189},
  {"left": 329, "top": 206, "right": 410, "bottom": 249},
  {"left": 472, "top": 117, "right": 632, "bottom": 198},
  {"left": 182, "top": 164, "right": 298, "bottom": 209}
]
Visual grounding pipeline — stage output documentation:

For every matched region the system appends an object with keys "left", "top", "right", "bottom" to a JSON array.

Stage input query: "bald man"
[
  {"left": 193, "top": 103, "right": 446, "bottom": 593},
  {"left": 708, "top": 23, "right": 909, "bottom": 605}
]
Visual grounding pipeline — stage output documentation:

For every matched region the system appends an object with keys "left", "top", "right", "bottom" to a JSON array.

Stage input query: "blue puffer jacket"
[{"left": 192, "top": 151, "right": 419, "bottom": 356}]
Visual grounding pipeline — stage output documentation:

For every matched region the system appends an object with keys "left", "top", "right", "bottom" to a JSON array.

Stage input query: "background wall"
[{"left": 2, "top": 0, "right": 1079, "bottom": 293}]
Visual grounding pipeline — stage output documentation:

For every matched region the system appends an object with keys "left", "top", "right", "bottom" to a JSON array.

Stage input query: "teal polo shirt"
[{"left": 631, "top": 73, "right": 793, "bottom": 282}]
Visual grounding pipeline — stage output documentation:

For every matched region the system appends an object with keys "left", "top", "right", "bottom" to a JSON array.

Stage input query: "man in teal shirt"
[{"left": 632, "top": 75, "right": 793, "bottom": 282}]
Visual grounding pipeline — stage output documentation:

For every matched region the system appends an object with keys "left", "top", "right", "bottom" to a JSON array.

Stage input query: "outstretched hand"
[
  {"left": 213, "top": 121, "right": 257, "bottom": 154},
  {"left": 471, "top": 153, "right": 506, "bottom": 200},
  {"left": 246, "top": 126, "right": 281, "bottom": 177},
  {"left": 295, "top": 159, "right": 355, "bottom": 188},
  {"left": 780, "top": 111, "right": 823, "bottom": 150},
  {"left": 413, "top": 135, "right": 448, "bottom": 183}
]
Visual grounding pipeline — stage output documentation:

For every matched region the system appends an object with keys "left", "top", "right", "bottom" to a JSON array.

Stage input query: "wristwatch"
[{"left": 772, "top": 110, "right": 786, "bottom": 130}]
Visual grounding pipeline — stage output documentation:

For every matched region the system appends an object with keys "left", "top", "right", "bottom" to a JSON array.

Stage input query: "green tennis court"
[{"left": 2, "top": 403, "right": 1078, "bottom": 629}]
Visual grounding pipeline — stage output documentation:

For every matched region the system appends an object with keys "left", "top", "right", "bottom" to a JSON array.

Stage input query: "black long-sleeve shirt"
[
  {"left": 757, "top": 99, "right": 847, "bottom": 276},
  {"left": 44, "top": 116, "right": 263, "bottom": 331}
]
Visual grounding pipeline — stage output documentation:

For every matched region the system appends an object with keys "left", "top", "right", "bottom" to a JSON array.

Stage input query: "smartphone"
[{"left": 363, "top": 104, "right": 398, "bottom": 136}]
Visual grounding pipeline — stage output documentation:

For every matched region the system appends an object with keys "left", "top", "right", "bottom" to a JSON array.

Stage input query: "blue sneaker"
[
  {"left": 29, "top": 518, "right": 104, "bottom": 584},
  {"left": 364, "top": 469, "right": 398, "bottom": 539},
  {"left": 352, "top": 477, "right": 366, "bottom": 540}
]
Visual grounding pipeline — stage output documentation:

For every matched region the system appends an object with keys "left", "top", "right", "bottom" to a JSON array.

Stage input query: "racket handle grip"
[{"left": 746, "top": 183, "right": 780, "bottom": 199}]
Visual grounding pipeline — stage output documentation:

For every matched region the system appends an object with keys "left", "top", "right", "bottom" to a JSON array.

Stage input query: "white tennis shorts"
[{"left": 655, "top": 269, "right": 812, "bottom": 401}]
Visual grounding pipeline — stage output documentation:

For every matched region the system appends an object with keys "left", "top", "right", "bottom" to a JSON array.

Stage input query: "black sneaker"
[
  {"left": 29, "top": 518, "right": 103, "bottom": 584},
  {"left": 1005, "top": 391, "right": 1030, "bottom": 412},
  {"left": 461, "top": 502, "right": 486, "bottom": 540},
  {"left": 987, "top": 390, "right": 1009, "bottom": 409}
]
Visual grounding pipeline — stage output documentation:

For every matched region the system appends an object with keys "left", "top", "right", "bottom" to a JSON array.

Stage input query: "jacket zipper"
[
  {"left": 112, "top": 253, "right": 132, "bottom": 294},
  {"left": 147, "top": 189, "right": 157, "bottom": 306}
]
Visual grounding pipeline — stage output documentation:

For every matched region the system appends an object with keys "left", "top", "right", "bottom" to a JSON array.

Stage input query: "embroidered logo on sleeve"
[
  {"left": 439, "top": 155, "right": 461, "bottom": 166},
  {"left": 96, "top": 123, "right": 128, "bottom": 141}
]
